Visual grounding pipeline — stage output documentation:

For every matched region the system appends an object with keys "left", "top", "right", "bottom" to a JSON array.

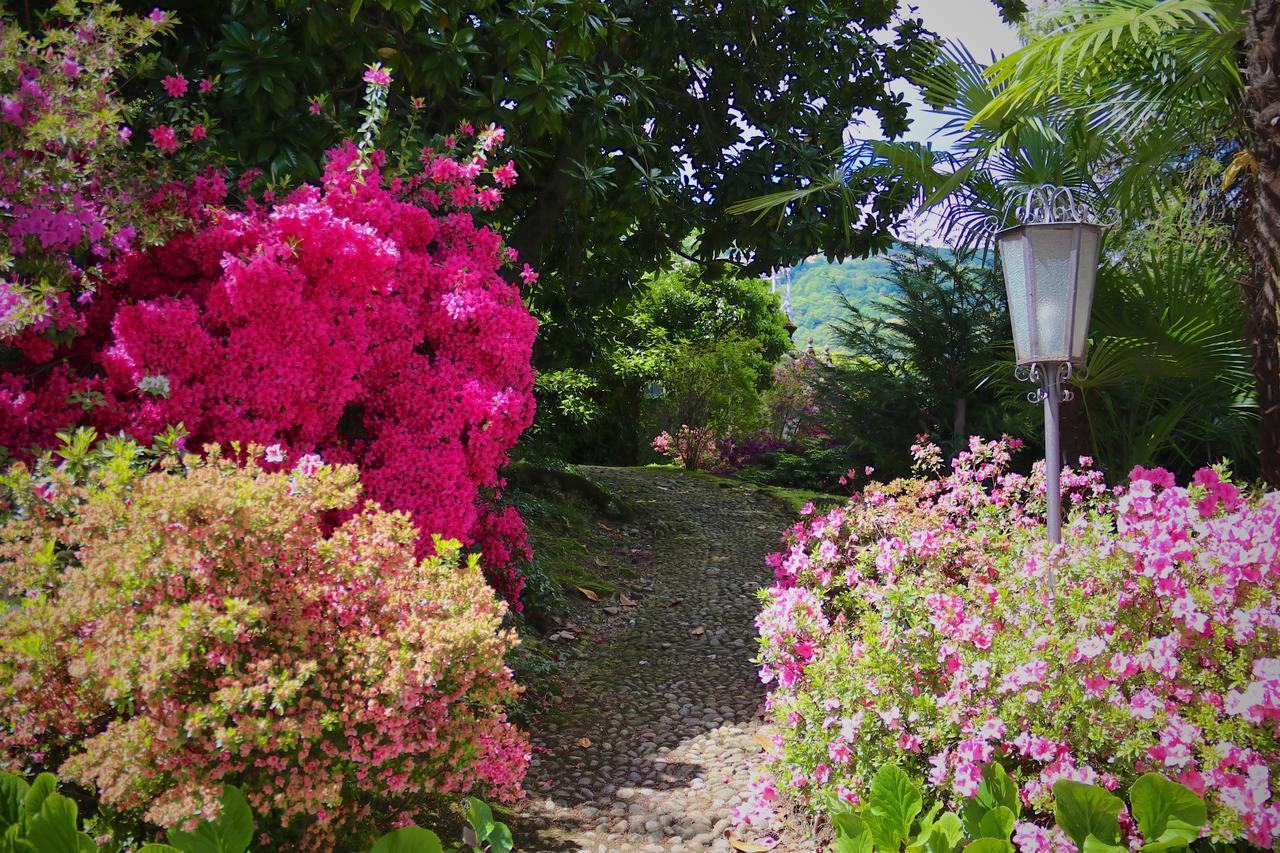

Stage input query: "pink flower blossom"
[
  {"left": 148, "top": 124, "right": 178, "bottom": 154},
  {"left": 161, "top": 73, "right": 188, "bottom": 98},
  {"left": 362, "top": 64, "right": 391, "bottom": 87}
]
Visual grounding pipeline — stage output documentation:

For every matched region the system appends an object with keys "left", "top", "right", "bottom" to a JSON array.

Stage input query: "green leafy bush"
[
  {"left": 830, "top": 764, "right": 1207, "bottom": 853},
  {"left": 0, "top": 772, "right": 508, "bottom": 852}
]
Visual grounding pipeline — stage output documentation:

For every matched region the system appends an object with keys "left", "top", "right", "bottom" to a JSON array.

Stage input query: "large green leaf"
[
  {"left": 961, "top": 764, "right": 1020, "bottom": 838},
  {"left": 833, "top": 812, "right": 875, "bottom": 853},
  {"left": 1128, "top": 773, "right": 1206, "bottom": 850},
  {"left": 165, "top": 786, "right": 254, "bottom": 853},
  {"left": 26, "top": 793, "right": 91, "bottom": 853},
  {"left": 23, "top": 775, "right": 55, "bottom": 822},
  {"left": 977, "top": 806, "right": 1016, "bottom": 841},
  {"left": 367, "top": 826, "right": 445, "bottom": 853},
  {"left": 0, "top": 774, "right": 28, "bottom": 833},
  {"left": 1053, "top": 781, "right": 1123, "bottom": 849},
  {"left": 866, "top": 765, "right": 923, "bottom": 851}
]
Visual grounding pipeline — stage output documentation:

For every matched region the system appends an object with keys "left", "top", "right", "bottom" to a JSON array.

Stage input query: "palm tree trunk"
[{"left": 1244, "top": 0, "right": 1280, "bottom": 486}]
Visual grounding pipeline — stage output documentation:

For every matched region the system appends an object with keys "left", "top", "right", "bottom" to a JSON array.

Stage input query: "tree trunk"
[
  {"left": 952, "top": 397, "right": 967, "bottom": 443},
  {"left": 1243, "top": 0, "right": 1280, "bottom": 486}
]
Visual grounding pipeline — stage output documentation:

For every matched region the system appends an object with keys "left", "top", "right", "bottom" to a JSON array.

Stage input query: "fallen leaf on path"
[
  {"left": 576, "top": 737, "right": 592, "bottom": 748},
  {"left": 727, "top": 836, "right": 773, "bottom": 852},
  {"left": 691, "top": 626, "right": 705, "bottom": 636},
  {"left": 619, "top": 593, "right": 637, "bottom": 607},
  {"left": 751, "top": 733, "right": 776, "bottom": 752},
  {"left": 576, "top": 587, "right": 599, "bottom": 601},
  {"left": 667, "top": 599, "right": 683, "bottom": 607}
]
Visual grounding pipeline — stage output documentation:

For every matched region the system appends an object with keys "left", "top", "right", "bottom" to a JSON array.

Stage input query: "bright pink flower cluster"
[
  {"left": 0, "top": 141, "right": 538, "bottom": 603},
  {"left": 746, "top": 437, "right": 1280, "bottom": 849}
]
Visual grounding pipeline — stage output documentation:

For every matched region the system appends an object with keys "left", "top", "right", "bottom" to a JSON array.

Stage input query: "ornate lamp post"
[{"left": 995, "top": 186, "right": 1112, "bottom": 548}]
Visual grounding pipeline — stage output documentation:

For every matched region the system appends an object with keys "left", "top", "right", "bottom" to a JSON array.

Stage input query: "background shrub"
[{"left": 0, "top": 442, "right": 528, "bottom": 848}]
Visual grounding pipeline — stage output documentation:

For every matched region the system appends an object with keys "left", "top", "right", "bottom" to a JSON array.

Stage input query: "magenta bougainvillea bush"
[
  {"left": 0, "top": 131, "right": 538, "bottom": 601},
  {"left": 739, "top": 437, "right": 1280, "bottom": 850},
  {"left": 0, "top": 443, "right": 528, "bottom": 847}
]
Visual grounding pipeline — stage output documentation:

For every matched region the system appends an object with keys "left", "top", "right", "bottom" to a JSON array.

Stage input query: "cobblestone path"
[{"left": 510, "top": 467, "right": 809, "bottom": 852}]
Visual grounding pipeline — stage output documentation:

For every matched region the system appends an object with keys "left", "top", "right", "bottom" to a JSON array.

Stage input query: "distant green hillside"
[{"left": 782, "top": 245, "right": 955, "bottom": 352}]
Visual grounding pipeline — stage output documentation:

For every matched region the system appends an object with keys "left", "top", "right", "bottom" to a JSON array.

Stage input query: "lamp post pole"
[
  {"left": 1040, "top": 365, "right": 1063, "bottom": 545},
  {"left": 995, "top": 186, "right": 1114, "bottom": 583}
]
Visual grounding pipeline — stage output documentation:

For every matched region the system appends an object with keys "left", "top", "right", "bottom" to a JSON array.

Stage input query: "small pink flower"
[
  {"left": 294, "top": 454, "right": 324, "bottom": 477},
  {"left": 362, "top": 63, "right": 392, "bottom": 87},
  {"left": 161, "top": 73, "right": 188, "bottom": 97},
  {"left": 148, "top": 7, "right": 167, "bottom": 21},
  {"left": 190, "top": 124, "right": 207, "bottom": 141},
  {"left": 309, "top": 100, "right": 322, "bottom": 115},
  {"left": 62, "top": 59, "right": 80, "bottom": 78},
  {"left": 148, "top": 124, "right": 178, "bottom": 154},
  {"left": 520, "top": 263, "right": 539, "bottom": 285},
  {"left": 199, "top": 78, "right": 214, "bottom": 93},
  {"left": 494, "top": 160, "right": 518, "bottom": 188}
]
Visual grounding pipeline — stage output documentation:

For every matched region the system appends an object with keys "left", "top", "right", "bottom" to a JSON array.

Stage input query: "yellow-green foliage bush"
[{"left": 0, "top": 440, "right": 527, "bottom": 848}]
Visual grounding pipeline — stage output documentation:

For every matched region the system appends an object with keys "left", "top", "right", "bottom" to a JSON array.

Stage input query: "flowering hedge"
[
  {"left": 0, "top": 441, "right": 528, "bottom": 847},
  {"left": 0, "top": 126, "right": 538, "bottom": 601},
  {"left": 741, "top": 437, "right": 1280, "bottom": 849}
]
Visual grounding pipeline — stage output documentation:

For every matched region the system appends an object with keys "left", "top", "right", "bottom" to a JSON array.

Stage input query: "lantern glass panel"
[
  {"left": 1070, "top": 225, "right": 1102, "bottom": 360},
  {"left": 997, "top": 230, "right": 1032, "bottom": 363},
  {"left": 1027, "top": 225, "right": 1076, "bottom": 362}
]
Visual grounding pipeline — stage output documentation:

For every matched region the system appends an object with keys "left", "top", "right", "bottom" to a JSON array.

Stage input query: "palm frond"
[{"left": 978, "top": 0, "right": 1244, "bottom": 126}]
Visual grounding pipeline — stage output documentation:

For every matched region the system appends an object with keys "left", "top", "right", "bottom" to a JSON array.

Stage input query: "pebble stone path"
[{"left": 509, "top": 467, "right": 808, "bottom": 852}]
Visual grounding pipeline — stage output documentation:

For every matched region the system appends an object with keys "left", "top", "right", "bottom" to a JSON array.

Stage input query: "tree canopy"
[{"left": 114, "top": 0, "right": 936, "bottom": 362}]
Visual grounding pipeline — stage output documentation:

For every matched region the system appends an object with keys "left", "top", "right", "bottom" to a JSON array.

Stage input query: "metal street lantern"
[{"left": 994, "top": 186, "right": 1113, "bottom": 555}]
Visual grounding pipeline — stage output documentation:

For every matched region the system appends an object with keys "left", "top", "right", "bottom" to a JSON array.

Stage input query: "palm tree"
[{"left": 976, "top": 0, "right": 1278, "bottom": 483}]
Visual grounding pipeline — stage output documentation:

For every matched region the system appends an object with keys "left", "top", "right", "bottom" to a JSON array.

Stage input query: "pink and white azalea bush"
[
  {"left": 0, "top": 1, "right": 216, "bottom": 336},
  {"left": 744, "top": 436, "right": 1280, "bottom": 849},
  {"left": 0, "top": 445, "right": 527, "bottom": 848}
]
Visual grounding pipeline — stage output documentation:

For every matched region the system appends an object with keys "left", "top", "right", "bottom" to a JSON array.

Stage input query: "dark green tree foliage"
[
  {"left": 119, "top": 0, "right": 933, "bottom": 366},
  {"left": 811, "top": 246, "right": 1019, "bottom": 479},
  {"left": 532, "top": 261, "right": 791, "bottom": 464},
  {"left": 1076, "top": 223, "right": 1256, "bottom": 478}
]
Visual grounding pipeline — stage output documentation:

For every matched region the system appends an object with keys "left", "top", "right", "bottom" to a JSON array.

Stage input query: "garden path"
[{"left": 508, "top": 467, "right": 812, "bottom": 852}]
